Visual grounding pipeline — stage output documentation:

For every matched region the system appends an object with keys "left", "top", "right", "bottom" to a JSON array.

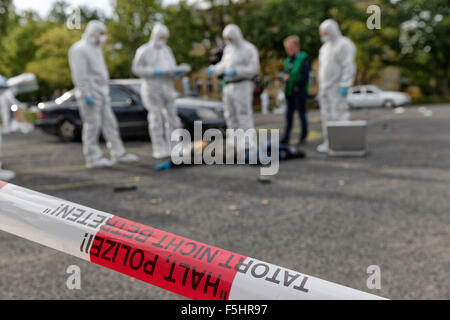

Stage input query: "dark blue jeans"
[{"left": 281, "top": 91, "right": 308, "bottom": 144}]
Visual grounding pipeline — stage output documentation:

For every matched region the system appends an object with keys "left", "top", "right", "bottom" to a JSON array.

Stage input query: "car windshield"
[{"left": 129, "top": 84, "right": 142, "bottom": 94}]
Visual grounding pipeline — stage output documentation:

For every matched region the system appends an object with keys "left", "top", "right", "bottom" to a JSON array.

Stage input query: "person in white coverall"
[
  {"left": 0, "top": 88, "right": 21, "bottom": 134},
  {"left": 317, "top": 19, "right": 357, "bottom": 153},
  {"left": 132, "top": 23, "right": 187, "bottom": 159},
  {"left": 69, "top": 21, "right": 139, "bottom": 168},
  {"left": 206, "top": 24, "right": 260, "bottom": 148},
  {"left": 0, "top": 75, "right": 15, "bottom": 181}
]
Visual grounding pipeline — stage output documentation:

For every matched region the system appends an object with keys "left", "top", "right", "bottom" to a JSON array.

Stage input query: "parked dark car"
[{"left": 35, "top": 79, "right": 227, "bottom": 142}]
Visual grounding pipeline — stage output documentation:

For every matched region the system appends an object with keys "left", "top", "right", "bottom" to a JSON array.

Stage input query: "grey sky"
[{"left": 13, "top": 0, "right": 183, "bottom": 17}]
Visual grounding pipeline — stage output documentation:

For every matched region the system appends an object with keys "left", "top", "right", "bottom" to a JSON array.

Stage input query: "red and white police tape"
[{"left": 0, "top": 181, "right": 385, "bottom": 300}]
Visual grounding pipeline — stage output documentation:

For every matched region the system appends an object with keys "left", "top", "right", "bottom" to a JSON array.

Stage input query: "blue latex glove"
[
  {"left": 155, "top": 161, "right": 173, "bottom": 171},
  {"left": 340, "top": 87, "right": 349, "bottom": 97},
  {"left": 224, "top": 67, "right": 237, "bottom": 77},
  {"left": 154, "top": 69, "right": 166, "bottom": 76},
  {"left": 205, "top": 66, "right": 215, "bottom": 76},
  {"left": 84, "top": 96, "right": 95, "bottom": 107},
  {"left": 0, "top": 75, "right": 8, "bottom": 89}
]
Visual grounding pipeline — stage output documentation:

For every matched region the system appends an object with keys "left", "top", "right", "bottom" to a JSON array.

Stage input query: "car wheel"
[
  {"left": 383, "top": 100, "right": 395, "bottom": 109},
  {"left": 58, "top": 120, "right": 77, "bottom": 142}
]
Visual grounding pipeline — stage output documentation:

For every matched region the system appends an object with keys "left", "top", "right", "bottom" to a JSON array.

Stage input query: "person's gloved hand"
[
  {"left": 84, "top": 96, "right": 95, "bottom": 107},
  {"left": 174, "top": 71, "right": 185, "bottom": 78},
  {"left": 155, "top": 161, "right": 173, "bottom": 171},
  {"left": 205, "top": 66, "right": 215, "bottom": 76},
  {"left": 154, "top": 69, "right": 166, "bottom": 76},
  {"left": 0, "top": 75, "right": 8, "bottom": 89},
  {"left": 339, "top": 87, "right": 349, "bottom": 97},
  {"left": 224, "top": 67, "right": 237, "bottom": 77}
]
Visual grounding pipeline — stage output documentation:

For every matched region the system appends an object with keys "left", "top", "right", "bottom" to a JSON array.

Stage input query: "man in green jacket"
[{"left": 281, "top": 35, "right": 311, "bottom": 145}]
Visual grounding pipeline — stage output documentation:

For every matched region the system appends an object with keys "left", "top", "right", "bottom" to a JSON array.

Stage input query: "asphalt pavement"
[{"left": 0, "top": 104, "right": 449, "bottom": 299}]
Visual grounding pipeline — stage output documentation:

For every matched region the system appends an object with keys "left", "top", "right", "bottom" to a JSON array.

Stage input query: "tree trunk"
[
  {"left": 442, "top": 70, "right": 449, "bottom": 99},
  {"left": 361, "top": 69, "right": 368, "bottom": 85}
]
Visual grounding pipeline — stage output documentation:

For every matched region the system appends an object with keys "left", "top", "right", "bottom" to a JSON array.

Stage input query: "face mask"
[
  {"left": 99, "top": 35, "right": 108, "bottom": 45},
  {"left": 154, "top": 37, "right": 167, "bottom": 48},
  {"left": 320, "top": 35, "right": 330, "bottom": 43}
]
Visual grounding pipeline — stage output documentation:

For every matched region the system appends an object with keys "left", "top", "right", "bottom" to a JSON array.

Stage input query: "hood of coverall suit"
[
  {"left": 149, "top": 23, "right": 170, "bottom": 48},
  {"left": 82, "top": 21, "right": 107, "bottom": 47},
  {"left": 319, "top": 19, "right": 342, "bottom": 43},
  {"left": 222, "top": 24, "right": 245, "bottom": 48}
]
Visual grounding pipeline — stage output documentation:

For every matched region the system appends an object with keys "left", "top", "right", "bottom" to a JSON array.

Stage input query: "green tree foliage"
[
  {"left": 221, "top": 0, "right": 359, "bottom": 74},
  {"left": 0, "top": 0, "right": 448, "bottom": 99},
  {"left": 48, "top": 0, "right": 105, "bottom": 25},
  {"left": 381, "top": 0, "right": 450, "bottom": 97},
  {"left": 48, "top": 0, "right": 70, "bottom": 24},
  {"left": 163, "top": 1, "right": 205, "bottom": 71},
  {"left": 106, "top": 0, "right": 162, "bottom": 78},
  {"left": 0, "top": 0, "right": 13, "bottom": 36},
  {"left": 0, "top": 11, "right": 50, "bottom": 77},
  {"left": 26, "top": 26, "right": 82, "bottom": 98},
  {"left": 343, "top": 1, "right": 399, "bottom": 84},
  {"left": 0, "top": 0, "right": 19, "bottom": 70}
]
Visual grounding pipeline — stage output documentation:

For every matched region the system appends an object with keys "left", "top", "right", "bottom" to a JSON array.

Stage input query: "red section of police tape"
[{"left": 90, "top": 215, "right": 246, "bottom": 300}]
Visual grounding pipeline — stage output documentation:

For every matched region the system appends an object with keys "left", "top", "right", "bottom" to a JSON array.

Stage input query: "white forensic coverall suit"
[
  {"left": 260, "top": 89, "right": 270, "bottom": 115},
  {"left": 132, "top": 23, "right": 181, "bottom": 159},
  {"left": 209, "top": 24, "right": 260, "bottom": 148},
  {"left": 317, "top": 19, "right": 357, "bottom": 152},
  {"left": 0, "top": 89, "right": 21, "bottom": 134},
  {"left": 69, "top": 21, "right": 138, "bottom": 168},
  {"left": 0, "top": 77, "right": 16, "bottom": 181}
]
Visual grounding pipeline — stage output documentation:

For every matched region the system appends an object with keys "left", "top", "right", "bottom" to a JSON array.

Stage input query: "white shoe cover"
[
  {"left": 114, "top": 153, "right": 140, "bottom": 164},
  {"left": 86, "top": 157, "right": 112, "bottom": 169},
  {"left": 316, "top": 143, "right": 329, "bottom": 153}
]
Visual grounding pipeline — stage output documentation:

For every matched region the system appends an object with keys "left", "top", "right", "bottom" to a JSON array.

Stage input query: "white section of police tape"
[{"left": 0, "top": 181, "right": 386, "bottom": 300}]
